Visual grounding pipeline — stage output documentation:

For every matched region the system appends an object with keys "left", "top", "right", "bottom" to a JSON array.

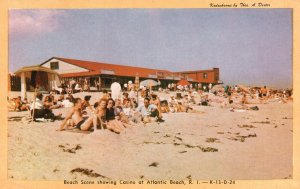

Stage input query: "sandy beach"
[{"left": 7, "top": 91, "right": 293, "bottom": 181}]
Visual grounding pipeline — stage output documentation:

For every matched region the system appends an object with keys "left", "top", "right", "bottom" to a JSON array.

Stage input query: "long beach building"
[{"left": 38, "top": 57, "right": 220, "bottom": 89}]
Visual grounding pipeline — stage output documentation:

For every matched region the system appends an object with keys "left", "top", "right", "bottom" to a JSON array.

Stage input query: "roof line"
[
  {"left": 53, "top": 57, "right": 172, "bottom": 72},
  {"left": 40, "top": 57, "right": 94, "bottom": 71},
  {"left": 174, "top": 69, "right": 218, "bottom": 73}
]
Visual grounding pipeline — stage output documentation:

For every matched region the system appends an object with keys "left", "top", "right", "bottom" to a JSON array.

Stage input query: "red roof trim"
[{"left": 40, "top": 57, "right": 218, "bottom": 82}]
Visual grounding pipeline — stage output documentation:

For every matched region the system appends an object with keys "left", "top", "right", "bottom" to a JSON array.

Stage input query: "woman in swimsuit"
[
  {"left": 93, "top": 98, "right": 123, "bottom": 133},
  {"left": 106, "top": 98, "right": 125, "bottom": 133}
]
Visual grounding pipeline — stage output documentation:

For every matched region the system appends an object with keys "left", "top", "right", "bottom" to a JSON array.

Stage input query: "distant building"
[
  {"left": 9, "top": 57, "right": 220, "bottom": 91},
  {"left": 39, "top": 57, "right": 220, "bottom": 89}
]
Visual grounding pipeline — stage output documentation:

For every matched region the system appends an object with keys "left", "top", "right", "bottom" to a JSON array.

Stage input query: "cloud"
[{"left": 9, "top": 10, "right": 67, "bottom": 38}]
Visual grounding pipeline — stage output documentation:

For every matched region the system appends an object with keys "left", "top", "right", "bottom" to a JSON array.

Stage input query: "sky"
[{"left": 9, "top": 9, "right": 292, "bottom": 88}]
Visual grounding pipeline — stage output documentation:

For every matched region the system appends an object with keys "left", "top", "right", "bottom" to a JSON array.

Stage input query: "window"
[
  {"left": 203, "top": 73, "right": 207, "bottom": 79},
  {"left": 50, "top": 62, "right": 59, "bottom": 70}
]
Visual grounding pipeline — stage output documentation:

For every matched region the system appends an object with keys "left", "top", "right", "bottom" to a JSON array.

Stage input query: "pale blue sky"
[{"left": 9, "top": 9, "right": 292, "bottom": 88}]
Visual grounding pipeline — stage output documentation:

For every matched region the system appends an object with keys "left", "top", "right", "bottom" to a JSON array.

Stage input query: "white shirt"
[
  {"left": 129, "top": 90, "right": 135, "bottom": 99},
  {"left": 75, "top": 84, "right": 81, "bottom": 90},
  {"left": 30, "top": 98, "right": 44, "bottom": 110},
  {"left": 123, "top": 107, "right": 131, "bottom": 116},
  {"left": 137, "top": 104, "right": 157, "bottom": 117},
  {"left": 62, "top": 100, "right": 74, "bottom": 108}
]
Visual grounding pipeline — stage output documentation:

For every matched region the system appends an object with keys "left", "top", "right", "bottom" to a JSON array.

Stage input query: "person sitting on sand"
[
  {"left": 122, "top": 92, "right": 129, "bottom": 105},
  {"left": 101, "top": 90, "right": 109, "bottom": 100},
  {"left": 189, "top": 95, "right": 197, "bottom": 105},
  {"left": 105, "top": 98, "right": 127, "bottom": 133},
  {"left": 175, "top": 101, "right": 187, "bottom": 112},
  {"left": 93, "top": 99, "right": 108, "bottom": 130},
  {"left": 57, "top": 98, "right": 95, "bottom": 131},
  {"left": 168, "top": 95, "right": 178, "bottom": 112},
  {"left": 62, "top": 96, "right": 74, "bottom": 108},
  {"left": 122, "top": 99, "right": 132, "bottom": 116},
  {"left": 150, "top": 94, "right": 164, "bottom": 121},
  {"left": 114, "top": 99, "right": 137, "bottom": 127},
  {"left": 114, "top": 99, "right": 123, "bottom": 116},
  {"left": 241, "top": 93, "right": 249, "bottom": 104},
  {"left": 31, "top": 93, "right": 60, "bottom": 121},
  {"left": 160, "top": 100, "right": 170, "bottom": 113},
  {"left": 200, "top": 95, "right": 210, "bottom": 106},
  {"left": 82, "top": 95, "right": 93, "bottom": 112},
  {"left": 58, "top": 94, "right": 65, "bottom": 102},
  {"left": 260, "top": 86, "right": 268, "bottom": 99},
  {"left": 44, "top": 95, "right": 61, "bottom": 109},
  {"left": 138, "top": 97, "right": 164, "bottom": 123},
  {"left": 182, "top": 95, "right": 193, "bottom": 112},
  {"left": 14, "top": 96, "right": 30, "bottom": 111}
]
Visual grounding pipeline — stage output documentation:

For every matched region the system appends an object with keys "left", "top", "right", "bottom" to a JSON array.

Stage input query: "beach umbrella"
[
  {"left": 110, "top": 82, "right": 121, "bottom": 100},
  {"left": 177, "top": 79, "right": 190, "bottom": 86},
  {"left": 211, "top": 84, "right": 224, "bottom": 92},
  {"left": 140, "top": 79, "right": 158, "bottom": 87},
  {"left": 237, "top": 84, "right": 250, "bottom": 94}
]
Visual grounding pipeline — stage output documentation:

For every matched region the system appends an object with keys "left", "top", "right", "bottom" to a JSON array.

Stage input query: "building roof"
[
  {"left": 43, "top": 57, "right": 172, "bottom": 78},
  {"left": 40, "top": 57, "right": 218, "bottom": 82},
  {"left": 14, "top": 65, "right": 60, "bottom": 76},
  {"left": 174, "top": 68, "right": 219, "bottom": 74}
]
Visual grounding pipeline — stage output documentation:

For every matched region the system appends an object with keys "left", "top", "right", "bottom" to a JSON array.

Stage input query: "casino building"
[{"left": 38, "top": 57, "right": 221, "bottom": 89}]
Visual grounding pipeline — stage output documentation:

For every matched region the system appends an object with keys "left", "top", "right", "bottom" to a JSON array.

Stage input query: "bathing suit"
[
  {"left": 106, "top": 108, "right": 115, "bottom": 121},
  {"left": 76, "top": 118, "right": 86, "bottom": 130}
]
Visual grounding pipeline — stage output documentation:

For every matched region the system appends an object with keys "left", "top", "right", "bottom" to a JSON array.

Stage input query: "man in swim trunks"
[{"left": 57, "top": 98, "right": 94, "bottom": 131}]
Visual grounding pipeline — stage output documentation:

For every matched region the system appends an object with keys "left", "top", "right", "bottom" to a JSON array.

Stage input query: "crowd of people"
[
  {"left": 8, "top": 83, "right": 293, "bottom": 134},
  {"left": 56, "top": 91, "right": 168, "bottom": 134}
]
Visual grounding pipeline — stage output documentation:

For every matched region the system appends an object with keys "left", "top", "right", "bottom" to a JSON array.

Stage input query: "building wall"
[
  {"left": 42, "top": 58, "right": 89, "bottom": 74},
  {"left": 179, "top": 68, "right": 219, "bottom": 84}
]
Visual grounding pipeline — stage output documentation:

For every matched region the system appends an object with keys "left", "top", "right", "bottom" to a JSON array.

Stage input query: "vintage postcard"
[{"left": 0, "top": 0, "right": 299, "bottom": 189}]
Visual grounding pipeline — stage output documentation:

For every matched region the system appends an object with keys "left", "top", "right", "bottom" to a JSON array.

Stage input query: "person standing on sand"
[{"left": 57, "top": 98, "right": 95, "bottom": 131}]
